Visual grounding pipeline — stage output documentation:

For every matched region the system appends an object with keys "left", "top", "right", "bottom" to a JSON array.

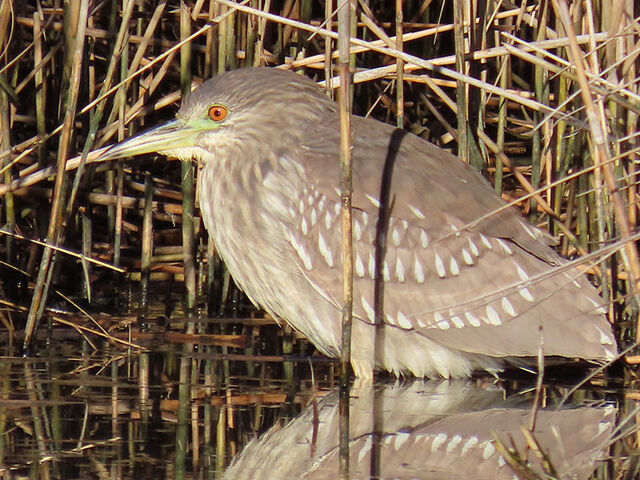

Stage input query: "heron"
[{"left": 101, "top": 67, "right": 617, "bottom": 378}]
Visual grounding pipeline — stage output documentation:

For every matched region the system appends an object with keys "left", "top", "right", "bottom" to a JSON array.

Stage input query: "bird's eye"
[{"left": 208, "top": 105, "right": 228, "bottom": 122}]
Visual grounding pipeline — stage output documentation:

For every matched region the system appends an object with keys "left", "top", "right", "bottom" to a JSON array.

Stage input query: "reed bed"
[
  {"left": 1, "top": 1, "right": 640, "bottom": 478},
  {"left": 0, "top": 1, "right": 638, "bottom": 372}
]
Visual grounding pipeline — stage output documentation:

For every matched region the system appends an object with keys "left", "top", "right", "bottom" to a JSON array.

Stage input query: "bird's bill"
[{"left": 99, "top": 119, "right": 200, "bottom": 160}]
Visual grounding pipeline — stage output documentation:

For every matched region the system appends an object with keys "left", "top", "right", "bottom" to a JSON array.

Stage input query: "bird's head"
[{"left": 100, "top": 68, "right": 337, "bottom": 164}]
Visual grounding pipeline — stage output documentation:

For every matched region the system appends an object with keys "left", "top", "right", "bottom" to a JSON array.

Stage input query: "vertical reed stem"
[
  {"left": 453, "top": 0, "right": 468, "bottom": 164},
  {"left": 338, "top": 2, "right": 354, "bottom": 479},
  {"left": 338, "top": 0, "right": 353, "bottom": 386},
  {"left": 395, "top": 0, "right": 404, "bottom": 128}
]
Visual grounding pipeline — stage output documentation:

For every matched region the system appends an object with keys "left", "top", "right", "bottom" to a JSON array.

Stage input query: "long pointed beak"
[{"left": 99, "top": 119, "right": 201, "bottom": 160}]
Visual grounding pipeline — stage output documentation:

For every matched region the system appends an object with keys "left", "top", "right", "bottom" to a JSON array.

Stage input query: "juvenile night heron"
[{"left": 102, "top": 67, "right": 616, "bottom": 378}]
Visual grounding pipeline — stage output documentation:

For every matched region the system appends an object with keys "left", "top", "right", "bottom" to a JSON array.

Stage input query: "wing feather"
[{"left": 283, "top": 115, "right": 614, "bottom": 360}]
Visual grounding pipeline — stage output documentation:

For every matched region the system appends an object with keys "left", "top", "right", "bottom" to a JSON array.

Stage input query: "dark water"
[{"left": 0, "top": 338, "right": 629, "bottom": 480}]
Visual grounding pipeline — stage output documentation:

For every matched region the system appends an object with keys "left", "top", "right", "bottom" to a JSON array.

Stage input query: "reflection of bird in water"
[
  {"left": 102, "top": 67, "right": 617, "bottom": 378},
  {"left": 222, "top": 381, "right": 615, "bottom": 480}
]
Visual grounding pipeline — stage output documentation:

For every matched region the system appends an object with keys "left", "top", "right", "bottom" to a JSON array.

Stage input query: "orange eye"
[{"left": 208, "top": 105, "right": 228, "bottom": 122}]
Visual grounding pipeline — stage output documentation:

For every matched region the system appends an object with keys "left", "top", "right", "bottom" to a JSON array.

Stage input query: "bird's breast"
[{"left": 196, "top": 155, "right": 311, "bottom": 316}]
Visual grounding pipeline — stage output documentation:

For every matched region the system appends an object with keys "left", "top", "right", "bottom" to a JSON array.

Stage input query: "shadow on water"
[{"left": 0, "top": 334, "right": 632, "bottom": 479}]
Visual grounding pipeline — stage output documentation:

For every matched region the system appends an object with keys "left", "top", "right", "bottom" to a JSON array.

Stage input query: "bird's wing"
[{"left": 287, "top": 116, "right": 614, "bottom": 360}]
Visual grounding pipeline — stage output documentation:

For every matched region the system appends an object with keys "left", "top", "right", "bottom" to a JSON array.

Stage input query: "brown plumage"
[{"left": 102, "top": 67, "right": 617, "bottom": 378}]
